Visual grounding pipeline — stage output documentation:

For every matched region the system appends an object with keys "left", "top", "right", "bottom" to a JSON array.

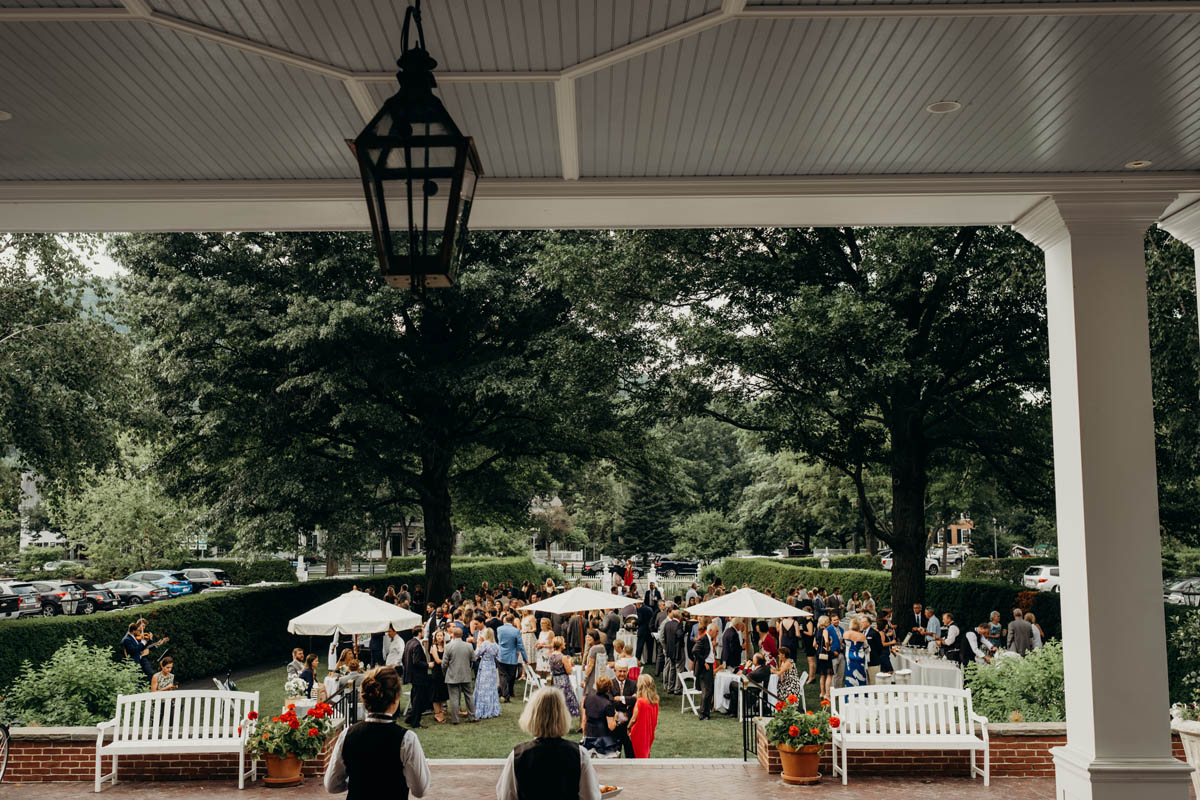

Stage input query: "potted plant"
[
  {"left": 764, "top": 695, "right": 837, "bottom": 785},
  {"left": 246, "top": 702, "right": 335, "bottom": 786},
  {"left": 284, "top": 677, "right": 309, "bottom": 705},
  {"left": 1170, "top": 701, "right": 1200, "bottom": 797}
]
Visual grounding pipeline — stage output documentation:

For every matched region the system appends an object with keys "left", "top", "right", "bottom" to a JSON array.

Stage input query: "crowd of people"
[{"left": 283, "top": 574, "right": 1052, "bottom": 799}]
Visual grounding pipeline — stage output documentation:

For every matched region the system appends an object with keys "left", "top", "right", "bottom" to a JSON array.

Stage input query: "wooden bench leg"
[{"left": 841, "top": 742, "right": 848, "bottom": 785}]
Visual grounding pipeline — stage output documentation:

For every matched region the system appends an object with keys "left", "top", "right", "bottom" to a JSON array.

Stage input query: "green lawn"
[{"left": 187, "top": 662, "right": 821, "bottom": 759}]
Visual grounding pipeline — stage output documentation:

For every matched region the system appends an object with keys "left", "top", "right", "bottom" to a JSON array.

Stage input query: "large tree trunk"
[
  {"left": 420, "top": 446, "right": 455, "bottom": 603},
  {"left": 889, "top": 414, "right": 928, "bottom": 612}
]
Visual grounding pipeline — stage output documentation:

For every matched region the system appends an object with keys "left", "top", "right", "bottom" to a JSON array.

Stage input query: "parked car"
[
  {"left": 654, "top": 556, "right": 700, "bottom": 578},
  {"left": 784, "top": 542, "right": 814, "bottom": 558},
  {"left": 1165, "top": 577, "right": 1200, "bottom": 607},
  {"left": 0, "top": 581, "right": 45, "bottom": 616},
  {"left": 1022, "top": 565, "right": 1061, "bottom": 592},
  {"left": 71, "top": 578, "right": 122, "bottom": 614},
  {"left": 880, "top": 554, "right": 943, "bottom": 575},
  {"left": 927, "top": 545, "right": 973, "bottom": 566},
  {"left": 1010, "top": 545, "right": 1034, "bottom": 558},
  {"left": 580, "top": 559, "right": 615, "bottom": 577},
  {"left": 125, "top": 570, "right": 194, "bottom": 597},
  {"left": 181, "top": 568, "right": 231, "bottom": 592},
  {"left": 101, "top": 579, "right": 169, "bottom": 605},
  {"left": 0, "top": 589, "right": 19, "bottom": 620},
  {"left": 30, "top": 580, "right": 84, "bottom": 615}
]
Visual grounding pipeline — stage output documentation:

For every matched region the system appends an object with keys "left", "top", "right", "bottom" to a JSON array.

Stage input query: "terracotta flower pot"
[
  {"left": 263, "top": 752, "right": 304, "bottom": 787},
  {"left": 777, "top": 742, "right": 822, "bottom": 785}
]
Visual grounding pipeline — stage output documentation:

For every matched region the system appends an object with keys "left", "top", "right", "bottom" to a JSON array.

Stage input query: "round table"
[{"left": 713, "top": 670, "right": 741, "bottom": 714}]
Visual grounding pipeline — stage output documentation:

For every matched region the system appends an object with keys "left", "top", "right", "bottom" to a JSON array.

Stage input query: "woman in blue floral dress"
[
  {"left": 474, "top": 628, "right": 502, "bottom": 719},
  {"left": 843, "top": 616, "right": 869, "bottom": 688},
  {"left": 548, "top": 636, "right": 581, "bottom": 726}
]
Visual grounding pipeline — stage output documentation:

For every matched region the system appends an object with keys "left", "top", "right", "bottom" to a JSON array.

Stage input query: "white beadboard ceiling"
[{"left": 0, "top": 0, "right": 1199, "bottom": 183}]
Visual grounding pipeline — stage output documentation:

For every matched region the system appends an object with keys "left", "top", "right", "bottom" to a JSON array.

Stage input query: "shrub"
[
  {"left": 712, "top": 557, "right": 1061, "bottom": 639},
  {"left": 960, "top": 557, "right": 1057, "bottom": 585},
  {"left": 1168, "top": 606, "right": 1200, "bottom": 704},
  {"left": 0, "top": 557, "right": 545, "bottom": 685},
  {"left": 963, "top": 641, "right": 1065, "bottom": 722},
  {"left": 0, "top": 637, "right": 145, "bottom": 725},
  {"left": 181, "top": 558, "right": 297, "bottom": 585},
  {"left": 385, "top": 556, "right": 425, "bottom": 573}
]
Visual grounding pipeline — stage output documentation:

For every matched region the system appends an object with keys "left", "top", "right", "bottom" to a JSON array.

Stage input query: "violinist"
[{"left": 121, "top": 620, "right": 169, "bottom": 679}]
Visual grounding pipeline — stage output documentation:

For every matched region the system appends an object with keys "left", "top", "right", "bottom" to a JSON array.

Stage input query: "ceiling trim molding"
[
  {"left": 1158, "top": 199, "right": 1200, "bottom": 247},
  {"left": 3, "top": 173, "right": 1199, "bottom": 202},
  {"left": 742, "top": 1, "right": 1200, "bottom": 19},
  {"left": 554, "top": 79, "right": 580, "bottom": 181}
]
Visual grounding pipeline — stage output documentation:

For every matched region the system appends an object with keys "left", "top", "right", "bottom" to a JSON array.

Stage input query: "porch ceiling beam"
[{"left": 742, "top": 1, "right": 1200, "bottom": 19}]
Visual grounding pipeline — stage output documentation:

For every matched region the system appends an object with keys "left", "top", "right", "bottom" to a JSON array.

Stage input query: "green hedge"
[
  {"left": 960, "top": 557, "right": 1057, "bottom": 585},
  {"left": 785, "top": 554, "right": 885, "bottom": 571},
  {"left": 180, "top": 558, "right": 297, "bottom": 585},
  {"left": 0, "top": 557, "right": 545, "bottom": 687},
  {"left": 714, "top": 558, "right": 1062, "bottom": 639},
  {"left": 384, "top": 554, "right": 502, "bottom": 575}
]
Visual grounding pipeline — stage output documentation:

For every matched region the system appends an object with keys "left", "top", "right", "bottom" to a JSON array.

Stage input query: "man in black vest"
[
  {"left": 691, "top": 622, "right": 718, "bottom": 720},
  {"left": 497, "top": 687, "right": 599, "bottom": 800},
  {"left": 661, "top": 609, "right": 685, "bottom": 694},
  {"left": 611, "top": 663, "right": 638, "bottom": 757}
]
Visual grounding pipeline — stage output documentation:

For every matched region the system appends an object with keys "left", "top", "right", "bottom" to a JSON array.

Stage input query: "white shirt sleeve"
[
  {"left": 944, "top": 625, "right": 958, "bottom": 646},
  {"left": 967, "top": 631, "right": 986, "bottom": 660},
  {"left": 402, "top": 729, "right": 432, "bottom": 798},
  {"left": 322, "top": 727, "right": 348, "bottom": 794},
  {"left": 579, "top": 747, "right": 601, "bottom": 800},
  {"left": 495, "top": 752, "right": 518, "bottom": 800}
]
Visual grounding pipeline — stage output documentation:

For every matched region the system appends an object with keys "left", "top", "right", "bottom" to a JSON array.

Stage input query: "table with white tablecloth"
[
  {"left": 712, "top": 670, "right": 741, "bottom": 713},
  {"left": 889, "top": 651, "right": 963, "bottom": 689}
]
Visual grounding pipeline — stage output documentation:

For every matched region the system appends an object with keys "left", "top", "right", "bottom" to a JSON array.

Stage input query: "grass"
[{"left": 186, "top": 662, "right": 822, "bottom": 759}]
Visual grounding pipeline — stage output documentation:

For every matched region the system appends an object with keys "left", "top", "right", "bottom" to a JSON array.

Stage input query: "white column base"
[{"left": 1053, "top": 745, "right": 1194, "bottom": 800}]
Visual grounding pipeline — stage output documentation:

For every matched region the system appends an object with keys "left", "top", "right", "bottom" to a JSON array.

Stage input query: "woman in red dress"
[{"left": 627, "top": 673, "right": 660, "bottom": 758}]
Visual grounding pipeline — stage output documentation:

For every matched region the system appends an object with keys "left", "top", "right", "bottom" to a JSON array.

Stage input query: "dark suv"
[
  {"left": 654, "top": 556, "right": 700, "bottom": 578},
  {"left": 72, "top": 579, "right": 122, "bottom": 614},
  {"left": 0, "top": 581, "right": 44, "bottom": 616},
  {"left": 181, "top": 568, "right": 231, "bottom": 592},
  {"left": 30, "top": 580, "right": 84, "bottom": 615}
]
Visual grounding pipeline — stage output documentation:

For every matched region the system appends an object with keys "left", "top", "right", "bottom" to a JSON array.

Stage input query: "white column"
[
  {"left": 1158, "top": 199, "right": 1200, "bottom": 345},
  {"left": 1013, "top": 195, "right": 1193, "bottom": 800}
]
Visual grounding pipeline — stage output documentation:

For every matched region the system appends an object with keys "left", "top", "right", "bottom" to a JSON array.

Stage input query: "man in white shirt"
[
  {"left": 384, "top": 625, "right": 405, "bottom": 667},
  {"left": 922, "top": 607, "right": 942, "bottom": 646},
  {"left": 685, "top": 583, "right": 699, "bottom": 603},
  {"left": 936, "top": 612, "right": 960, "bottom": 660}
]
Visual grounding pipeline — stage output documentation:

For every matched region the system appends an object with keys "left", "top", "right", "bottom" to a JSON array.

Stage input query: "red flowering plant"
[
  {"left": 246, "top": 702, "right": 337, "bottom": 760},
  {"left": 764, "top": 694, "right": 836, "bottom": 753}
]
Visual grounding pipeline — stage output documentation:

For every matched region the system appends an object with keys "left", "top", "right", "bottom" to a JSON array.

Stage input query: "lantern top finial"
[{"left": 397, "top": 1, "right": 437, "bottom": 93}]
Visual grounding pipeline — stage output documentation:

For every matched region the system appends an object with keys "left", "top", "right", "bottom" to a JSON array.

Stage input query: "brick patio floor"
[{"left": 0, "top": 761, "right": 1064, "bottom": 799}]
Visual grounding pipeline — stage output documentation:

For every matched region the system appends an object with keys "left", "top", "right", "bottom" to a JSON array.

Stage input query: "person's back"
[
  {"left": 513, "top": 737, "right": 583, "bottom": 800},
  {"left": 340, "top": 720, "right": 411, "bottom": 800},
  {"left": 1008, "top": 616, "right": 1034, "bottom": 655}
]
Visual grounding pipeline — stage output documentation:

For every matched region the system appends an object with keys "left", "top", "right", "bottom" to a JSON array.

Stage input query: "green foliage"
[
  {"left": 0, "top": 637, "right": 144, "bottom": 726},
  {"left": 671, "top": 511, "right": 738, "bottom": 562},
  {"left": 50, "top": 441, "right": 199, "bottom": 580},
  {"left": 713, "top": 557, "right": 1061, "bottom": 638},
  {"left": 385, "top": 556, "right": 425, "bottom": 574},
  {"left": 180, "top": 558, "right": 296, "bottom": 585},
  {"left": 1162, "top": 546, "right": 1200, "bottom": 580},
  {"left": 785, "top": 554, "right": 886, "bottom": 571},
  {"left": 116, "top": 231, "right": 638, "bottom": 601},
  {"left": 0, "top": 557, "right": 545, "bottom": 686},
  {"left": 460, "top": 524, "right": 530, "bottom": 557},
  {"left": 963, "top": 641, "right": 1065, "bottom": 722},
  {"left": 0, "top": 234, "right": 128, "bottom": 486},
  {"left": 618, "top": 480, "right": 682, "bottom": 555},
  {"left": 246, "top": 702, "right": 336, "bottom": 760},
  {"left": 1167, "top": 606, "right": 1200, "bottom": 704},
  {"left": 960, "top": 557, "right": 1058, "bottom": 585}
]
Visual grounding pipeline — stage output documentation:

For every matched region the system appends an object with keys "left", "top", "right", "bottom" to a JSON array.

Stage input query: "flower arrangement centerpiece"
[
  {"left": 763, "top": 695, "right": 838, "bottom": 785},
  {"left": 247, "top": 702, "right": 336, "bottom": 786},
  {"left": 284, "top": 676, "right": 309, "bottom": 703},
  {"left": 1172, "top": 701, "right": 1200, "bottom": 723}
]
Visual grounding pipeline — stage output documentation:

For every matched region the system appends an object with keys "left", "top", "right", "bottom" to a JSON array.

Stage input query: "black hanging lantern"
[{"left": 351, "top": 0, "right": 482, "bottom": 288}]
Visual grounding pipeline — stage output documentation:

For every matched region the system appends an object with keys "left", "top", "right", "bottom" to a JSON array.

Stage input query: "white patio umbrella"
[
  {"left": 287, "top": 589, "right": 422, "bottom": 636},
  {"left": 521, "top": 585, "right": 640, "bottom": 614},
  {"left": 684, "top": 587, "right": 812, "bottom": 619}
]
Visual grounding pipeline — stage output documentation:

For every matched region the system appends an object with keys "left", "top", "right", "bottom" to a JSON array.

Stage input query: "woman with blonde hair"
[
  {"left": 535, "top": 617, "right": 554, "bottom": 671},
  {"left": 627, "top": 673, "right": 660, "bottom": 758},
  {"left": 520, "top": 610, "right": 538, "bottom": 670},
  {"left": 548, "top": 636, "right": 581, "bottom": 723},
  {"left": 495, "top": 687, "right": 600, "bottom": 800}
]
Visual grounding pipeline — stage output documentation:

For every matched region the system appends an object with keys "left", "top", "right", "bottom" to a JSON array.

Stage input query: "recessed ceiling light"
[
  {"left": 0, "top": 111, "right": 12, "bottom": 122},
  {"left": 925, "top": 101, "right": 962, "bottom": 114},
  {"left": 1124, "top": 160, "right": 1152, "bottom": 169}
]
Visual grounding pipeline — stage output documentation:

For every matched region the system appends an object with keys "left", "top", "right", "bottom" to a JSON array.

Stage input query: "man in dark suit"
[
  {"left": 401, "top": 626, "right": 431, "bottom": 728},
  {"left": 602, "top": 607, "right": 622, "bottom": 660},
  {"left": 661, "top": 609, "right": 685, "bottom": 694},
  {"left": 719, "top": 618, "right": 745, "bottom": 717},
  {"left": 909, "top": 602, "right": 927, "bottom": 646},
  {"left": 611, "top": 663, "right": 638, "bottom": 757},
  {"left": 636, "top": 599, "right": 656, "bottom": 667},
  {"left": 691, "top": 622, "right": 718, "bottom": 720}
]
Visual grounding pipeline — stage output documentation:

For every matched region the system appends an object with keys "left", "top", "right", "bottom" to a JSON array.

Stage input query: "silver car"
[{"left": 1165, "top": 578, "right": 1200, "bottom": 607}]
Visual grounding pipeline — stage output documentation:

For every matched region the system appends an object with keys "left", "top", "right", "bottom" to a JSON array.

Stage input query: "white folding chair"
[
  {"left": 678, "top": 669, "right": 701, "bottom": 716},
  {"left": 797, "top": 671, "right": 809, "bottom": 711},
  {"left": 211, "top": 677, "right": 229, "bottom": 692},
  {"left": 522, "top": 663, "right": 544, "bottom": 702}
]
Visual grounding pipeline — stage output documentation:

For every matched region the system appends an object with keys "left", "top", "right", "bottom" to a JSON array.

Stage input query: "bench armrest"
[
  {"left": 97, "top": 719, "right": 117, "bottom": 730},
  {"left": 970, "top": 713, "right": 988, "bottom": 725}
]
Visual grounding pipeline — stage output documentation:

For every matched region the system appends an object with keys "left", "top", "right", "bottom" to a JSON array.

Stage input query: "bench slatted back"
[
  {"left": 111, "top": 690, "right": 259, "bottom": 743},
  {"left": 831, "top": 686, "right": 974, "bottom": 737}
]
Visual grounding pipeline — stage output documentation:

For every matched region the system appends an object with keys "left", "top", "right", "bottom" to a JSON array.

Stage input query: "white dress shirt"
[
  {"left": 323, "top": 716, "right": 431, "bottom": 797},
  {"left": 494, "top": 743, "right": 600, "bottom": 800}
]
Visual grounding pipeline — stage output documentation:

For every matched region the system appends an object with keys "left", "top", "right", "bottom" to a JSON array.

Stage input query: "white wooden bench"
[
  {"left": 829, "top": 685, "right": 989, "bottom": 786},
  {"left": 95, "top": 689, "right": 260, "bottom": 792}
]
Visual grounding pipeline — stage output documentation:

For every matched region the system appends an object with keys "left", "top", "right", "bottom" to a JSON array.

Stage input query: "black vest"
[
  {"left": 512, "top": 738, "right": 582, "bottom": 800},
  {"left": 340, "top": 719, "right": 410, "bottom": 800}
]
